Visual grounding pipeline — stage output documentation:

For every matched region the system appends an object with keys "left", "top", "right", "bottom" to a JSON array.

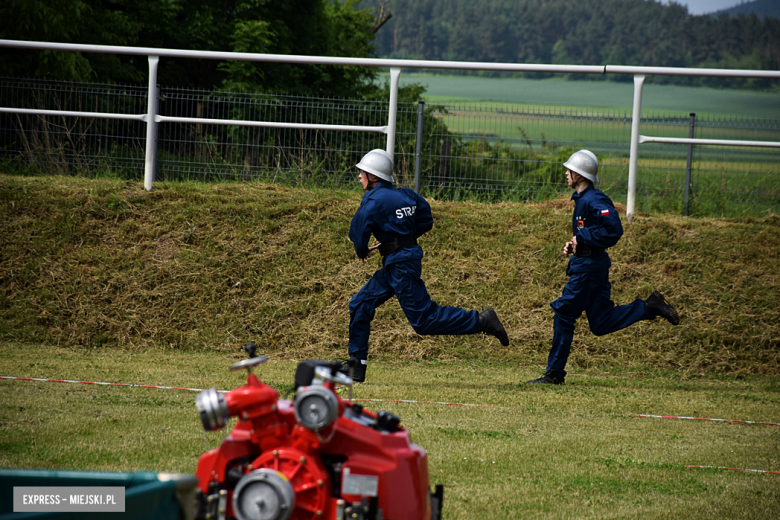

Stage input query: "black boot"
[
  {"left": 645, "top": 291, "right": 680, "bottom": 325},
  {"left": 351, "top": 362, "right": 366, "bottom": 383},
  {"left": 478, "top": 308, "right": 509, "bottom": 346},
  {"left": 526, "top": 373, "right": 565, "bottom": 385}
]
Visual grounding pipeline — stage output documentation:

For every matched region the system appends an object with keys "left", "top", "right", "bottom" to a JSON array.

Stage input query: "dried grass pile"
[{"left": 1, "top": 175, "right": 778, "bottom": 375}]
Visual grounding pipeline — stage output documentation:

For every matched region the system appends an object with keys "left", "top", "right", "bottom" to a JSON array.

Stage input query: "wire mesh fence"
[
  {"left": 156, "top": 88, "right": 392, "bottom": 186},
  {"left": 1, "top": 76, "right": 778, "bottom": 216},
  {"left": 420, "top": 103, "right": 780, "bottom": 215},
  {"left": 0, "top": 77, "right": 148, "bottom": 176}
]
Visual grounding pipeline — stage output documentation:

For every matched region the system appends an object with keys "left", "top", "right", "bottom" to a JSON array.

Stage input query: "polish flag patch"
[{"left": 600, "top": 209, "right": 610, "bottom": 215}]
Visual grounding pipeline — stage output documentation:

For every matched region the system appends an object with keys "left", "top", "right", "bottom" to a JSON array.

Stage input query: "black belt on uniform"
[
  {"left": 378, "top": 236, "right": 418, "bottom": 257},
  {"left": 574, "top": 245, "right": 605, "bottom": 257}
]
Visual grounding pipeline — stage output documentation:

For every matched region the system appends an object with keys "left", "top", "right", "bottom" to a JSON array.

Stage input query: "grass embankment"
[
  {"left": 1, "top": 174, "right": 778, "bottom": 375},
  {"left": 1, "top": 175, "right": 779, "bottom": 518}
]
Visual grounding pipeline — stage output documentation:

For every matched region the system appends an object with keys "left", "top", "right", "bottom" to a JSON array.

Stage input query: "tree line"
[
  {"left": 2, "top": 0, "right": 777, "bottom": 93},
  {"left": 2, "top": 0, "right": 775, "bottom": 200},
  {"left": 363, "top": 0, "right": 780, "bottom": 89},
  {"left": 0, "top": 0, "right": 385, "bottom": 98}
]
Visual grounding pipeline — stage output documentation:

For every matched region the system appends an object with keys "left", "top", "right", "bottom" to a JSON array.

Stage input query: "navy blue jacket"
[
  {"left": 349, "top": 181, "right": 433, "bottom": 266},
  {"left": 568, "top": 184, "right": 623, "bottom": 274}
]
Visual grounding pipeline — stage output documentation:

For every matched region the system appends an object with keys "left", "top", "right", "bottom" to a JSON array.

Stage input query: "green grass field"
[
  {"left": 428, "top": 107, "right": 780, "bottom": 148},
  {"left": 397, "top": 75, "right": 780, "bottom": 216},
  {"left": 1, "top": 348, "right": 778, "bottom": 519},
  {"left": 397, "top": 74, "right": 780, "bottom": 119},
  {"left": 1, "top": 175, "right": 779, "bottom": 518}
]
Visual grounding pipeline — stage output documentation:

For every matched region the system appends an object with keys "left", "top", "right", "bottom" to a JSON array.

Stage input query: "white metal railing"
[
  {"left": 1, "top": 38, "right": 779, "bottom": 212},
  {"left": 623, "top": 74, "right": 780, "bottom": 220},
  {"left": 0, "top": 107, "right": 146, "bottom": 121},
  {"left": 638, "top": 136, "right": 780, "bottom": 148},
  {"left": 0, "top": 39, "right": 607, "bottom": 74}
]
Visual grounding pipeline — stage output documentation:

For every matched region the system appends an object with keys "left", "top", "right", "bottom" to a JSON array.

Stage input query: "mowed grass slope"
[
  {"left": 1, "top": 175, "right": 779, "bottom": 518},
  {"left": 1, "top": 174, "right": 778, "bottom": 375}
]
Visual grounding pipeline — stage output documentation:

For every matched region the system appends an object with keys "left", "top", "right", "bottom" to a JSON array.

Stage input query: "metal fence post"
[
  {"left": 153, "top": 84, "right": 161, "bottom": 181},
  {"left": 413, "top": 100, "right": 425, "bottom": 193},
  {"left": 683, "top": 112, "right": 696, "bottom": 216},
  {"left": 386, "top": 67, "right": 401, "bottom": 159},
  {"left": 144, "top": 55, "right": 160, "bottom": 191},
  {"left": 626, "top": 74, "right": 645, "bottom": 223}
]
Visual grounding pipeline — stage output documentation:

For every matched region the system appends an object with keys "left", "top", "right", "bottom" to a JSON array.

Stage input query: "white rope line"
[
  {"left": 633, "top": 414, "right": 779, "bottom": 426},
  {"left": 686, "top": 465, "right": 780, "bottom": 475},
  {"left": 5, "top": 376, "right": 778, "bottom": 422}
]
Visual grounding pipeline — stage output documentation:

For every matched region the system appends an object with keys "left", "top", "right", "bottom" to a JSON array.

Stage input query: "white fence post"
[
  {"left": 626, "top": 74, "right": 645, "bottom": 223},
  {"left": 413, "top": 100, "right": 425, "bottom": 193},
  {"left": 3, "top": 40, "right": 780, "bottom": 198},
  {"left": 386, "top": 67, "right": 401, "bottom": 158},
  {"left": 144, "top": 55, "right": 159, "bottom": 191}
]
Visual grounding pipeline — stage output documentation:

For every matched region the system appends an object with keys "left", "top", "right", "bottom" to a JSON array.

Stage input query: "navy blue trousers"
[
  {"left": 547, "top": 270, "right": 653, "bottom": 377},
  {"left": 348, "top": 259, "right": 479, "bottom": 360}
]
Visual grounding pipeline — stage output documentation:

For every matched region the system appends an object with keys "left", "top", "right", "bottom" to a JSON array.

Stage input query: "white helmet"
[
  {"left": 356, "top": 149, "right": 394, "bottom": 183},
  {"left": 563, "top": 150, "right": 599, "bottom": 183}
]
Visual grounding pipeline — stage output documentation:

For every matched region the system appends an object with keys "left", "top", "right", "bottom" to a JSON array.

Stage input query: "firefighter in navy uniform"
[
  {"left": 347, "top": 149, "right": 509, "bottom": 382},
  {"left": 527, "top": 150, "right": 680, "bottom": 386}
]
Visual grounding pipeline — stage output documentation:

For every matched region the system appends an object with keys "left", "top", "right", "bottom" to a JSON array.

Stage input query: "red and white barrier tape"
[
  {"left": 5, "top": 377, "right": 777, "bottom": 418},
  {"left": 633, "top": 414, "right": 779, "bottom": 426},
  {"left": 1, "top": 375, "right": 504, "bottom": 408},
  {"left": 333, "top": 385, "right": 508, "bottom": 408},
  {"left": 350, "top": 398, "right": 509, "bottom": 409},
  {"left": 687, "top": 465, "right": 780, "bottom": 475},
  {"left": 0, "top": 375, "right": 222, "bottom": 393},
  {"left": 4, "top": 375, "right": 780, "bottom": 474}
]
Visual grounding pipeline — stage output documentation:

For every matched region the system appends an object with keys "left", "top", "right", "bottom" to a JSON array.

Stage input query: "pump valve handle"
[{"left": 229, "top": 343, "right": 269, "bottom": 372}]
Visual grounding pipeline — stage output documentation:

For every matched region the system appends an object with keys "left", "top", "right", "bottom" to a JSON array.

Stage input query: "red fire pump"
[{"left": 193, "top": 345, "right": 443, "bottom": 520}]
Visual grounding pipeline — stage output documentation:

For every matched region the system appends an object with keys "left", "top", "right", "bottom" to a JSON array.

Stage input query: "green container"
[{"left": 0, "top": 469, "right": 197, "bottom": 520}]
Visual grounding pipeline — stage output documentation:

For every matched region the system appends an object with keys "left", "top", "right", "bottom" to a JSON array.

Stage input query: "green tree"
[
  {"left": 0, "top": 0, "right": 140, "bottom": 81},
  {"left": 365, "top": 0, "right": 780, "bottom": 90},
  {"left": 1, "top": 0, "right": 384, "bottom": 98}
]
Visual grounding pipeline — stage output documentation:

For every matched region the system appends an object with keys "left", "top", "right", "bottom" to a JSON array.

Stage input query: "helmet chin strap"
[
  {"left": 366, "top": 173, "right": 380, "bottom": 190},
  {"left": 572, "top": 172, "right": 591, "bottom": 191}
]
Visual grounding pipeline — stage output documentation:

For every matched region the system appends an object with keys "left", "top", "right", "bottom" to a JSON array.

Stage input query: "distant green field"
[
  {"left": 389, "top": 74, "right": 780, "bottom": 215},
  {"left": 395, "top": 74, "right": 780, "bottom": 119},
  {"left": 428, "top": 107, "right": 780, "bottom": 146}
]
